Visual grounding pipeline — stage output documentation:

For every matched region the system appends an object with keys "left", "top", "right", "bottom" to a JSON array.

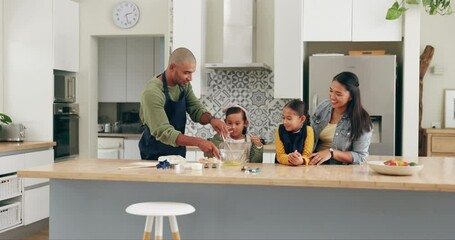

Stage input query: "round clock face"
[{"left": 113, "top": 1, "right": 140, "bottom": 29}]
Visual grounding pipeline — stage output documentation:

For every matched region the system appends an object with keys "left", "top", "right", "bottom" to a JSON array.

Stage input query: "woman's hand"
[
  {"left": 288, "top": 150, "right": 304, "bottom": 165},
  {"left": 309, "top": 150, "right": 331, "bottom": 165},
  {"left": 250, "top": 135, "right": 263, "bottom": 147}
]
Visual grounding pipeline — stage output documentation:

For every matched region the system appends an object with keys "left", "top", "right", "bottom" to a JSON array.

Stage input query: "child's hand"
[
  {"left": 288, "top": 150, "right": 304, "bottom": 165},
  {"left": 250, "top": 135, "right": 263, "bottom": 147}
]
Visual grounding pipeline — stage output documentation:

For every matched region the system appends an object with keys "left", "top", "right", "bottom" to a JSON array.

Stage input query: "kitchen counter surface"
[
  {"left": 98, "top": 133, "right": 141, "bottom": 138},
  {"left": 0, "top": 141, "right": 55, "bottom": 153},
  {"left": 18, "top": 155, "right": 455, "bottom": 192}
]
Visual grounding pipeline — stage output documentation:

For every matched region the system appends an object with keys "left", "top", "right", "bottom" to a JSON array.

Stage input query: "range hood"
[{"left": 205, "top": 0, "right": 270, "bottom": 71}]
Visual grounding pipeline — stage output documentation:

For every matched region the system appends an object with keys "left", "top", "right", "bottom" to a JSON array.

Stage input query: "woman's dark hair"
[
  {"left": 283, "top": 99, "right": 309, "bottom": 125},
  {"left": 333, "top": 71, "right": 372, "bottom": 141},
  {"left": 225, "top": 107, "right": 248, "bottom": 134}
]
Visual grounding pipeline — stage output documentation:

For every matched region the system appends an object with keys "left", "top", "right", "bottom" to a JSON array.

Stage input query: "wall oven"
[{"left": 53, "top": 103, "right": 79, "bottom": 160}]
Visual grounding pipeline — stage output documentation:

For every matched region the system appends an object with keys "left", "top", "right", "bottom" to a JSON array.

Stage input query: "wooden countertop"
[
  {"left": 98, "top": 133, "right": 142, "bottom": 138},
  {"left": 17, "top": 155, "right": 455, "bottom": 192},
  {"left": 0, "top": 141, "right": 55, "bottom": 153}
]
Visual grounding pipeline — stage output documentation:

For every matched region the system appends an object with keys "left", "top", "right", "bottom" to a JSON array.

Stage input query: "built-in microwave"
[{"left": 54, "top": 71, "right": 76, "bottom": 103}]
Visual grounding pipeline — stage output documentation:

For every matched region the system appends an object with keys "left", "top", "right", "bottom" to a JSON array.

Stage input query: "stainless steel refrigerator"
[{"left": 308, "top": 55, "right": 396, "bottom": 155}]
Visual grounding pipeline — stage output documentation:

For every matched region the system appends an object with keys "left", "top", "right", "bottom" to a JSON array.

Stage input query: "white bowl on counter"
[{"left": 368, "top": 160, "right": 424, "bottom": 176}]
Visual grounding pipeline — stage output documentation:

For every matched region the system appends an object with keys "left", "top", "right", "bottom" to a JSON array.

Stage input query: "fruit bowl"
[{"left": 367, "top": 160, "right": 424, "bottom": 176}]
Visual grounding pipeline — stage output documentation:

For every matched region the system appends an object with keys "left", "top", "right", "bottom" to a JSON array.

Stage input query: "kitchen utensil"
[
  {"left": 104, "top": 123, "right": 112, "bottom": 133},
  {"left": 113, "top": 122, "right": 121, "bottom": 133},
  {"left": 220, "top": 133, "right": 232, "bottom": 150},
  {"left": 97, "top": 124, "right": 105, "bottom": 133},
  {"left": 118, "top": 162, "right": 157, "bottom": 170},
  {"left": 0, "top": 123, "right": 26, "bottom": 142}
]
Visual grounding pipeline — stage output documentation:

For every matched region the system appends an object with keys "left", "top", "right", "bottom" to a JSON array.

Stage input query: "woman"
[{"left": 310, "top": 71, "right": 372, "bottom": 165}]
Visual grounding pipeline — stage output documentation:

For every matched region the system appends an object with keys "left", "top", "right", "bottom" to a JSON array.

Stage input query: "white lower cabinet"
[
  {"left": 124, "top": 139, "right": 141, "bottom": 160},
  {"left": 185, "top": 150, "right": 196, "bottom": 161},
  {"left": 185, "top": 149, "right": 204, "bottom": 161},
  {"left": 22, "top": 150, "right": 53, "bottom": 187},
  {"left": 97, "top": 137, "right": 124, "bottom": 159},
  {"left": 0, "top": 148, "right": 53, "bottom": 230},
  {"left": 263, "top": 152, "right": 276, "bottom": 164},
  {"left": 23, "top": 185, "right": 50, "bottom": 225}
]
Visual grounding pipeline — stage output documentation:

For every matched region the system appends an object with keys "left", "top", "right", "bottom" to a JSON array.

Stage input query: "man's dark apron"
[{"left": 139, "top": 72, "right": 186, "bottom": 160}]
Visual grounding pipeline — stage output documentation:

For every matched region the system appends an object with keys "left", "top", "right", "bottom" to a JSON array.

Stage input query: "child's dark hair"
[
  {"left": 225, "top": 106, "right": 248, "bottom": 135},
  {"left": 283, "top": 99, "right": 309, "bottom": 125}
]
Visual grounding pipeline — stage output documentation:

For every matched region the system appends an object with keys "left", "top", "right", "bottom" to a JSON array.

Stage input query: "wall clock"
[{"left": 113, "top": 1, "right": 140, "bottom": 29}]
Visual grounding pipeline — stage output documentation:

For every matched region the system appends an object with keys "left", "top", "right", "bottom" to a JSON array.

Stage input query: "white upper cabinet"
[
  {"left": 53, "top": 0, "right": 79, "bottom": 72},
  {"left": 352, "top": 0, "right": 402, "bottom": 41},
  {"left": 126, "top": 38, "right": 157, "bottom": 102},
  {"left": 303, "top": 0, "right": 352, "bottom": 42},
  {"left": 98, "top": 37, "right": 163, "bottom": 103},
  {"left": 98, "top": 38, "right": 127, "bottom": 102},
  {"left": 303, "top": 0, "right": 402, "bottom": 42},
  {"left": 173, "top": 0, "right": 205, "bottom": 98},
  {"left": 274, "top": 0, "right": 303, "bottom": 99}
]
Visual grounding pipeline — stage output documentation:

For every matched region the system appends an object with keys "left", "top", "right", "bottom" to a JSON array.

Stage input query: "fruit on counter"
[{"left": 384, "top": 160, "right": 418, "bottom": 166}]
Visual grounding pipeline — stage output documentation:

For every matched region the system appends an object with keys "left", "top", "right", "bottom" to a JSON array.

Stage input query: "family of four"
[{"left": 139, "top": 48, "right": 372, "bottom": 165}]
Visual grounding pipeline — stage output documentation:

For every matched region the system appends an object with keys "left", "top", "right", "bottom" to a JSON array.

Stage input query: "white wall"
[
  {"left": 3, "top": 0, "right": 54, "bottom": 141},
  {"left": 0, "top": 0, "right": 3, "bottom": 112},
  {"left": 420, "top": 9, "right": 455, "bottom": 129},
  {"left": 76, "top": 0, "right": 169, "bottom": 158}
]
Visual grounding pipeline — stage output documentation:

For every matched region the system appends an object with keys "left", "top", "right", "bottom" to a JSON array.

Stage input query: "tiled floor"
[{"left": 0, "top": 219, "right": 48, "bottom": 240}]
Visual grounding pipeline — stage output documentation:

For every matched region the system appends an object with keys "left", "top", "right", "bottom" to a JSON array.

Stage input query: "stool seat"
[
  {"left": 126, "top": 202, "right": 195, "bottom": 240},
  {"left": 126, "top": 202, "right": 195, "bottom": 216}
]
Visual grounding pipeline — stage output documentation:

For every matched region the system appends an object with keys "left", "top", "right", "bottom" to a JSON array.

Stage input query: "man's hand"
[
  {"left": 197, "top": 139, "right": 221, "bottom": 159},
  {"left": 210, "top": 118, "right": 230, "bottom": 138}
]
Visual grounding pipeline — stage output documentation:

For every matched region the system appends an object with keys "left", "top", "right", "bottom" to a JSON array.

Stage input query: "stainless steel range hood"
[{"left": 205, "top": 0, "right": 270, "bottom": 71}]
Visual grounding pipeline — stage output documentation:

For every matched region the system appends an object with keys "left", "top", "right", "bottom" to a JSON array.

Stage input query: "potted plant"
[
  {"left": 0, "top": 113, "right": 12, "bottom": 132},
  {"left": 386, "top": 0, "right": 453, "bottom": 20}
]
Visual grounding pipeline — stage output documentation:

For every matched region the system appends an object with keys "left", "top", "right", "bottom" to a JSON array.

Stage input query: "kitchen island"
[{"left": 18, "top": 156, "right": 455, "bottom": 239}]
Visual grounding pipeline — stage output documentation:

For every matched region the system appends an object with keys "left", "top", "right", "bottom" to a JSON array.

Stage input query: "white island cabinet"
[
  {"left": 17, "top": 157, "right": 455, "bottom": 239},
  {"left": 303, "top": 0, "right": 402, "bottom": 42}
]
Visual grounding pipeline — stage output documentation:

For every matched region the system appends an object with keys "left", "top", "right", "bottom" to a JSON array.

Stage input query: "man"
[{"left": 139, "top": 47, "right": 229, "bottom": 160}]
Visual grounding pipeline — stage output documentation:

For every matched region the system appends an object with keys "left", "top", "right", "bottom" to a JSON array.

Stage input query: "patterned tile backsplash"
[{"left": 185, "top": 69, "right": 292, "bottom": 144}]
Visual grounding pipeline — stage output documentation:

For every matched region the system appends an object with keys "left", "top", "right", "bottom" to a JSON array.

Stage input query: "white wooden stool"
[{"left": 126, "top": 202, "right": 195, "bottom": 240}]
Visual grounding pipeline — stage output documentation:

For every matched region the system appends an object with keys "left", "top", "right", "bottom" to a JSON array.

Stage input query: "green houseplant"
[
  {"left": 386, "top": 0, "right": 452, "bottom": 20},
  {"left": 0, "top": 113, "right": 12, "bottom": 132}
]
